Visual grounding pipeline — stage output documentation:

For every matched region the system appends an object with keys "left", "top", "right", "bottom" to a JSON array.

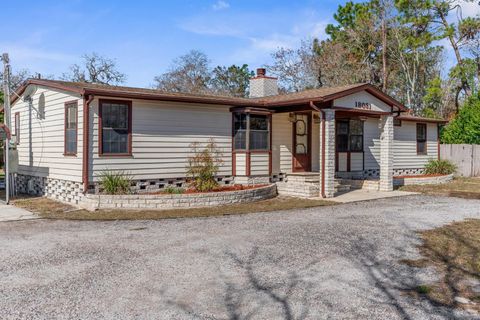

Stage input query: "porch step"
[
  {"left": 286, "top": 173, "right": 319, "bottom": 184},
  {"left": 334, "top": 179, "right": 351, "bottom": 193},
  {"left": 276, "top": 181, "right": 319, "bottom": 198},
  {"left": 336, "top": 179, "right": 380, "bottom": 191},
  {"left": 276, "top": 173, "right": 320, "bottom": 198}
]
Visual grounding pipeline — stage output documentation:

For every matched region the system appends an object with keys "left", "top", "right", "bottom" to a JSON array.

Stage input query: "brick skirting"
[{"left": 16, "top": 174, "right": 84, "bottom": 205}]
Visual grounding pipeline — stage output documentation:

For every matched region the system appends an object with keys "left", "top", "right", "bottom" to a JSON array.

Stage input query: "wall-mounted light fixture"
[
  {"left": 288, "top": 112, "right": 296, "bottom": 123},
  {"left": 358, "top": 116, "right": 368, "bottom": 122},
  {"left": 313, "top": 114, "right": 321, "bottom": 124}
]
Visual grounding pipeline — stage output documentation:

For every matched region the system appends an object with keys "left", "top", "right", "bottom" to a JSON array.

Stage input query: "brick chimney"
[{"left": 249, "top": 68, "right": 278, "bottom": 98}]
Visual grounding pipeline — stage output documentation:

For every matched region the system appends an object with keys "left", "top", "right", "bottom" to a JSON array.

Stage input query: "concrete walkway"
[
  {"left": 329, "top": 189, "right": 418, "bottom": 203},
  {"left": 0, "top": 203, "right": 38, "bottom": 222}
]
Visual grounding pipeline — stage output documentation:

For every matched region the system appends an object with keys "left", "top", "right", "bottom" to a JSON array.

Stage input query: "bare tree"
[
  {"left": 153, "top": 50, "right": 211, "bottom": 94},
  {"left": 314, "top": 39, "right": 371, "bottom": 87},
  {"left": 266, "top": 40, "right": 321, "bottom": 92},
  {"left": 0, "top": 68, "right": 32, "bottom": 92},
  {"left": 62, "top": 52, "right": 126, "bottom": 85}
]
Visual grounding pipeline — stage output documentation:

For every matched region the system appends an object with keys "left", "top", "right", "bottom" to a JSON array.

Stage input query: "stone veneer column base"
[
  {"left": 321, "top": 110, "right": 336, "bottom": 198},
  {"left": 379, "top": 115, "right": 394, "bottom": 192}
]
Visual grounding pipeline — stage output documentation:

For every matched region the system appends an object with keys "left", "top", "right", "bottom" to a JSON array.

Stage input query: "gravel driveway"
[{"left": 1, "top": 195, "right": 479, "bottom": 320}]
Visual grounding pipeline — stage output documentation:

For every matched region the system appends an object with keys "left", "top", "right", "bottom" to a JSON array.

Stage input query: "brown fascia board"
[
  {"left": 397, "top": 116, "right": 448, "bottom": 124},
  {"left": 261, "top": 84, "right": 407, "bottom": 111},
  {"left": 12, "top": 80, "right": 407, "bottom": 111},
  {"left": 11, "top": 79, "right": 84, "bottom": 105},
  {"left": 12, "top": 79, "right": 257, "bottom": 107},
  {"left": 83, "top": 88, "right": 258, "bottom": 107},
  {"left": 319, "top": 84, "right": 407, "bottom": 112}
]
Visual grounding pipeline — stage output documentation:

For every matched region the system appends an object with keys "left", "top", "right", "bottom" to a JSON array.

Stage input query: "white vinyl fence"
[{"left": 440, "top": 144, "right": 480, "bottom": 177}]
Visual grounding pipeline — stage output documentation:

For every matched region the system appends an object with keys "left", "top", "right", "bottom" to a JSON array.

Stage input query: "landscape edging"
[{"left": 79, "top": 184, "right": 277, "bottom": 211}]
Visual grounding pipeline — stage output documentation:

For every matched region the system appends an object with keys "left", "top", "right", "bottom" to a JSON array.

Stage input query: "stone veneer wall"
[
  {"left": 79, "top": 184, "right": 277, "bottom": 211},
  {"left": 16, "top": 174, "right": 84, "bottom": 205}
]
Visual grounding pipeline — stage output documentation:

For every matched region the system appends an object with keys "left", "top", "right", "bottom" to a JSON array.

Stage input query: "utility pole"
[{"left": 2, "top": 53, "right": 11, "bottom": 204}]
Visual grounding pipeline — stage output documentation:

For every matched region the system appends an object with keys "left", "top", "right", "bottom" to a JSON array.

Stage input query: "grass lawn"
[
  {"left": 12, "top": 196, "right": 334, "bottom": 220},
  {"left": 400, "top": 177, "right": 480, "bottom": 199},
  {"left": 402, "top": 219, "right": 480, "bottom": 312}
]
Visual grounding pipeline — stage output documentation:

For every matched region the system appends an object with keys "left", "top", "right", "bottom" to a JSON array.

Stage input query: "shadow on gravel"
[
  {"left": 349, "top": 235, "right": 477, "bottom": 320},
  {"left": 162, "top": 236, "right": 477, "bottom": 319},
  {"left": 222, "top": 247, "right": 315, "bottom": 320},
  {"left": 163, "top": 246, "right": 318, "bottom": 320}
]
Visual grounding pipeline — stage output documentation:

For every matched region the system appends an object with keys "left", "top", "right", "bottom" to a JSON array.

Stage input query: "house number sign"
[{"left": 355, "top": 101, "right": 372, "bottom": 110}]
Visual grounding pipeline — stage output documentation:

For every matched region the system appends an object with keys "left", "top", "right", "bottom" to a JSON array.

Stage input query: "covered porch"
[
  {"left": 232, "top": 103, "right": 395, "bottom": 198},
  {"left": 274, "top": 106, "right": 394, "bottom": 198}
]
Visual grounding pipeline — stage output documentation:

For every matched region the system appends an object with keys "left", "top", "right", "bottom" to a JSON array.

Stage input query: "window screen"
[
  {"left": 101, "top": 101, "right": 131, "bottom": 155},
  {"left": 65, "top": 103, "right": 77, "bottom": 155}
]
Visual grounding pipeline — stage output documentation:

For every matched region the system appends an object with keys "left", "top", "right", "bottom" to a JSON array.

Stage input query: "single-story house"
[{"left": 8, "top": 68, "right": 446, "bottom": 205}]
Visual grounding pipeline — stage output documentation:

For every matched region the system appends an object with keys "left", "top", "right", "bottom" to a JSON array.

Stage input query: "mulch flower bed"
[{"left": 150, "top": 184, "right": 268, "bottom": 195}]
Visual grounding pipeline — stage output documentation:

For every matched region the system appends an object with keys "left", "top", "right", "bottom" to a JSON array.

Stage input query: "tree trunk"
[
  {"left": 382, "top": 12, "right": 388, "bottom": 91},
  {"left": 438, "top": 7, "right": 472, "bottom": 100}
]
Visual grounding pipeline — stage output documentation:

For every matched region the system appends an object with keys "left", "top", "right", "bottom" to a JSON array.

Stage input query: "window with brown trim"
[
  {"left": 336, "top": 119, "right": 363, "bottom": 152},
  {"left": 14, "top": 112, "right": 20, "bottom": 145},
  {"left": 99, "top": 100, "right": 132, "bottom": 156},
  {"left": 64, "top": 102, "right": 78, "bottom": 155},
  {"left": 233, "top": 113, "right": 270, "bottom": 151},
  {"left": 416, "top": 123, "right": 427, "bottom": 155}
]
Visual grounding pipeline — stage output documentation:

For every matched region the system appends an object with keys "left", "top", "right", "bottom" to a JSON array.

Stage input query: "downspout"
[
  {"left": 82, "top": 94, "right": 94, "bottom": 193},
  {"left": 310, "top": 101, "right": 326, "bottom": 198}
]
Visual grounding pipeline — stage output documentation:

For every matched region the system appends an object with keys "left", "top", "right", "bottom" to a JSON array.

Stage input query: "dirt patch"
[
  {"left": 402, "top": 219, "right": 480, "bottom": 312},
  {"left": 394, "top": 174, "right": 446, "bottom": 179},
  {"left": 400, "top": 177, "right": 480, "bottom": 199},
  {"left": 12, "top": 196, "right": 334, "bottom": 220}
]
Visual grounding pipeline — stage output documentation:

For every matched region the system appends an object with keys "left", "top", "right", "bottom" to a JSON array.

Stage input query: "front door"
[{"left": 292, "top": 113, "right": 311, "bottom": 172}]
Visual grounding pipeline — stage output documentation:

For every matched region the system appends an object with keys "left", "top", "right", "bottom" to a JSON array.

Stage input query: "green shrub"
[
  {"left": 98, "top": 170, "right": 132, "bottom": 195},
  {"left": 424, "top": 159, "right": 456, "bottom": 175},
  {"left": 441, "top": 93, "right": 480, "bottom": 144},
  {"left": 186, "top": 139, "right": 224, "bottom": 192},
  {"left": 416, "top": 285, "right": 432, "bottom": 295},
  {"left": 163, "top": 186, "right": 184, "bottom": 194}
]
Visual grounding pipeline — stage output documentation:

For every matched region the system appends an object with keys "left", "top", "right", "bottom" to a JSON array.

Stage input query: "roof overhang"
[
  {"left": 11, "top": 80, "right": 408, "bottom": 112},
  {"left": 332, "top": 106, "right": 392, "bottom": 117},
  {"left": 262, "top": 84, "right": 407, "bottom": 112},
  {"left": 396, "top": 115, "right": 448, "bottom": 124},
  {"left": 0, "top": 124, "right": 11, "bottom": 140}
]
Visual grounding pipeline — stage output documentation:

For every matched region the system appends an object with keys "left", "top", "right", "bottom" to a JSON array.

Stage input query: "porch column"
[
  {"left": 320, "top": 109, "right": 336, "bottom": 198},
  {"left": 379, "top": 115, "right": 394, "bottom": 191}
]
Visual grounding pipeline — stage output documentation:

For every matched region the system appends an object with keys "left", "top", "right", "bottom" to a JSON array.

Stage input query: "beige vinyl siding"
[
  {"left": 333, "top": 91, "right": 392, "bottom": 112},
  {"left": 393, "top": 121, "right": 438, "bottom": 169},
  {"left": 351, "top": 152, "right": 363, "bottom": 171},
  {"left": 338, "top": 152, "right": 348, "bottom": 171},
  {"left": 250, "top": 153, "right": 269, "bottom": 176},
  {"left": 272, "top": 112, "right": 319, "bottom": 173},
  {"left": 364, "top": 118, "right": 381, "bottom": 170},
  {"left": 235, "top": 153, "right": 247, "bottom": 176},
  {"left": 89, "top": 98, "right": 232, "bottom": 181},
  {"left": 10, "top": 86, "right": 83, "bottom": 182},
  {"left": 272, "top": 113, "right": 293, "bottom": 174}
]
